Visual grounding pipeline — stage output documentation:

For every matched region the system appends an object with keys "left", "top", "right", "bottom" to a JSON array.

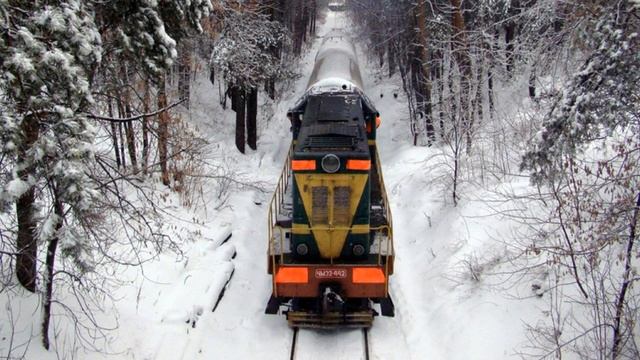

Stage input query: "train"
[
  {"left": 328, "top": 1, "right": 347, "bottom": 12},
  {"left": 265, "top": 31, "right": 394, "bottom": 329}
]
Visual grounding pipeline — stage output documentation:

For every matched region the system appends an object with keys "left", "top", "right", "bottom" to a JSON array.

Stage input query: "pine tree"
[
  {"left": 0, "top": 0, "right": 102, "bottom": 292},
  {"left": 0, "top": 0, "right": 213, "bottom": 349},
  {"left": 211, "top": 5, "right": 288, "bottom": 153}
]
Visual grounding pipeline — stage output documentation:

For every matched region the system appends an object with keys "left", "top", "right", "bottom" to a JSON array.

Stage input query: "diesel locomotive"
[{"left": 265, "top": 32, "right": 394, "bottom": 328}]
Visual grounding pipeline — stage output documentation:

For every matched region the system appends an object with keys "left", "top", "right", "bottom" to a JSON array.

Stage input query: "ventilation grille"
[
  {"left": 304, "top": 137, "right": 356, "bottom": 150},
  {"left": 333, "top": 186, "right": 351, "bottom": 226},
  {"left": 310, "top": 186, "right": 353, "bottom": 226},
  {"left": 311, "top": 186, "right": 328, "bottom": 225}
]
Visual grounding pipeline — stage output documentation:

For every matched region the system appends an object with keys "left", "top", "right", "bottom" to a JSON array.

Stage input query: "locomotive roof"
[{"left": 294, "top": 94, "right": 368, "bottom": 155}]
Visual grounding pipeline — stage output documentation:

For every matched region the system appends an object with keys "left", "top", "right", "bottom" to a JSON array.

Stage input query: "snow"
[
  {"left": 308, "top": 77, "right": 359, "bottom": 94},
  {"left": 4, "top": 178, "right": 30, "bottom": 199},
  {"left": 7, "top": 48, "right": 36, "bottom": 75},
  {"left": 38, "top": 213, "right": 60, "bottom": 243},
  {"left": 158, "top": 241, "right": 235, "bottom": 325},
  {"left": 0, "top": 9, "right": 551, "bottom": 360}
]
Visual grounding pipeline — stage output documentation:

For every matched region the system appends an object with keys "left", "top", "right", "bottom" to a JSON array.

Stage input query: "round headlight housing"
[
  {"left": 321, "top": 154, "right": 341, "bottom": 173},
  {"left": 353, "top": 244, "right": 366, "bottom": 256},
  {"left": 296, "top": 243, "right": 309, "bottom": 256}
]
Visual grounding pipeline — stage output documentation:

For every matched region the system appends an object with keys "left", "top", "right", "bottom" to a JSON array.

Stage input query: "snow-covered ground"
[{"left": 1, "top": 10, "right": 549, "bottom": 360}]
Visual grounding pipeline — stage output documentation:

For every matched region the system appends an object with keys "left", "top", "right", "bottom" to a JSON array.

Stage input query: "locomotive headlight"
[
  {"left": 321, "top": 154, "right": 340, "bottom": 173},
  {"left": 296, "top": 243, "right": 309, "bottom": 256},
  {"left": 353, "top": 244, "right": 365, "bottom": 256}
]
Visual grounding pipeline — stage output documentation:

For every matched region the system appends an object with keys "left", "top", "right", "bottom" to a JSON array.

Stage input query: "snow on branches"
[
  {"left": 211, "top": 8, "right": 289, "bottom": 90},
  {"left": 97, "top": 0, "right": 212, "bottom": 75},
  {"left": 0, "top": 0, "right": 100, "bottom": 212},
  {"left": 0, "top": 0, "right": 215, "bottom": 267},
  {"left": 522, "top": 1, "right": 640, "bottom": 184},
  {"left": 518, "top": 2, "right": 640, "bottom": 356},
  {"left": 0, "top": 0, "right": 217, "bottom": 349}
]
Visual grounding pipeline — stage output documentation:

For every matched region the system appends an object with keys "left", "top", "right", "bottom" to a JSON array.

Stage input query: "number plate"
[{"left": 315, "top": 268, "right": 347, "bottom": 279}]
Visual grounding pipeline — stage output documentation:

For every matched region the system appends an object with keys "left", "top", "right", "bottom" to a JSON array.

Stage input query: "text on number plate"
[{"left": 315, "top": 268, "right": 347, "bottom": 278}]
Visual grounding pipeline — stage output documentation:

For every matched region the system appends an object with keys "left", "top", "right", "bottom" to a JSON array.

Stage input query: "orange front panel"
[
  {"left": 352, "top": 268, "right": 386, "bottom": 284},
  {"left": 275, "top": 267, "right": 309, "bottom": 284},
  {"left": 346, "top": 159, "right": 371, "bottom": 171},
  {"left": 292, "top": 160, "right": 316, "bottom": 171}
]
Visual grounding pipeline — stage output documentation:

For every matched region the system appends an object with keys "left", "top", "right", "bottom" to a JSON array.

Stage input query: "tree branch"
[
  {"left": 612, "top": 191, "right": 640, "bottom": 359},
  {"left": 87, "top": 99, "right": 186, "bottom": 123}
]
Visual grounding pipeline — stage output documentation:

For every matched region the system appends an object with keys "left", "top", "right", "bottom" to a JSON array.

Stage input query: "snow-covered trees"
[
  {"left": 522, "top": 5, "right": 639, "bottom": 183},
  {"left": 212, "top": 9, "right": 287, "bottom": 90},
  {"left": 211, "top": 6, "right": 288, "bottom": 153},
  {"left": 353, "top": 0, "right": 639, "bottom": 357},
  {"left": 352, "top": 0, "right": 498, "bottom": 204},
  {"left": 210, "top": 0, "right": 314, "bottom": 153},
  {"left": 0, "top": 1, "right": 105, "bottom": 350},
  {"left": 0, "top": 0, "right": 212, "bottom": 351},
  {"left": 521, "top": 2, "right": 640, "bottom": 357},
  {"left": 94, "top": 0, "right": 213, "bottom": 183},
  {"left": 1, "top": 0, "right": 101, "bottom": 293}
]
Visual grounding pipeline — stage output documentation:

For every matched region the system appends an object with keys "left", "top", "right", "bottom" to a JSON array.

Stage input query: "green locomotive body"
[
  {"left": 266, "top": 32, "right": 394, "bottom": 328},
  {"left": 290, "top": 93, "right": 373, "bottom": 261}
]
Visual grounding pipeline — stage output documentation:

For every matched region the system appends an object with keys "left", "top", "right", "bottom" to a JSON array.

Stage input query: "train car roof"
[{"left": 306, "top": 33, "right": 363, "bottom": 91}]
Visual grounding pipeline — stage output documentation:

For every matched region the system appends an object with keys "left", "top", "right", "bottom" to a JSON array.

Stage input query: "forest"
[{"left": 0, "top": 0, "right": 638, "bottom": 359}]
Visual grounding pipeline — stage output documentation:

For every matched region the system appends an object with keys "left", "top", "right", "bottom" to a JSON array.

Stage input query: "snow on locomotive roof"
[
  {"left": 307, "top": 77, "right": 359, "bottom": 95},
  {"left": 306, "top": 33, "right": 364, "bottom": 92}
]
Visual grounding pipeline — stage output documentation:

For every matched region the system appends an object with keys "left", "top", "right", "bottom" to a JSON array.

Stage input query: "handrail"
[
  {"left": 268, "top": 143, "right": 293, "bottom": 297},
  {"left": 374, "top": 146, "right": 394, "bottom": 256},
  {"left": 373, "top": 145, "right": 394, "bottom": 296}
]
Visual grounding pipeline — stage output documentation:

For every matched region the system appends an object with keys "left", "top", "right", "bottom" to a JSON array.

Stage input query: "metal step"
[{"left": 287, "top": 311, "right": 374, "bottom": 329}]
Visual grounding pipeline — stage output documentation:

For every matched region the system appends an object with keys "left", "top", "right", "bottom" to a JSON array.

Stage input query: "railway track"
[
  {"left": 289, "top": 327, "right": 298, "bottom": 360},
  {"left": 289, "top": 328, "right": 370, "bottom": 360}
]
